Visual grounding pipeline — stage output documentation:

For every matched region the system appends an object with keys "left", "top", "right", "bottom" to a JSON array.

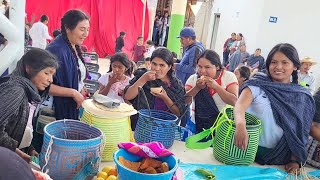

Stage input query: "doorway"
[{"left": 210, "top": 13, "right": 220, "bottom": 50}]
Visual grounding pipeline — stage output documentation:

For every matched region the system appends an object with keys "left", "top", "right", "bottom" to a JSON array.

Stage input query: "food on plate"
[{"left": 150, "top": 86, "right": 163, "bottom": 94}]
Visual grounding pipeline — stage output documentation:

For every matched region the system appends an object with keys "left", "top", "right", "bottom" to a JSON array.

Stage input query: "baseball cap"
[{"left": 177, "top": 27, "right": 196, "bottom": 38}]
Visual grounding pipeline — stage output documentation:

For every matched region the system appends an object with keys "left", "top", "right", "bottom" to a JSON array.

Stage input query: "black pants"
[{"left": 223, "top": 51, "right": 230, "bottom": 67}]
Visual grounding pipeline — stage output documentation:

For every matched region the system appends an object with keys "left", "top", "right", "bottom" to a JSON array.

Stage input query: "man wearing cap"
[
  {"left": 298, "top": 57, "right": 317, "bottom": 94},
  {"left": 175, "top": 27, "right": 205, "bottom": 84}
]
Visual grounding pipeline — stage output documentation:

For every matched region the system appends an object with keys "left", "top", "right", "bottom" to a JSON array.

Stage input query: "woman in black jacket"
[{"left": 0, "top": 48, "right": 58, "bottom": 162}]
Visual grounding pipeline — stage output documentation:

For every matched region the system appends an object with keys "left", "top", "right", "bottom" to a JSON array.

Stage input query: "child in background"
[
  {"left": 52, "top": 29, "right": 61, "bottom": 39},
  {"left": 172, "top": 51, "right": 179, "bottom": 63},
  {"left": 146, "top": 40, "right": 155, "bottom": 57},
  {"left": 131, "top": 36, "right": 146, "bottom": 63},
  {"left": 98, "top": 53, "right": 131, "bottom": 103},
  {"left": 234, "top": 66, "right": 251, "bottom": 90}
]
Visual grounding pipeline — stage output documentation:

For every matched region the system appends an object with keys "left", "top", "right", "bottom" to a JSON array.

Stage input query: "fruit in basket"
[
  {"left": 140, "top": 158, "right": 163, "bottom": 170},
  {"left": 108, "top": 168, "right": 118, "bottom": 177},
  {"left": 119, "top": 156, "right": 141, "bottom": 172},
  {"left": 106, "top": 175, "right": 117, "bottom": 180},
  {"left": 118, "top": 156, "right": 171, "bottom": 175},
  {"left": 102, "top": 166, "right": 113, "bottom": 174},
  {"left": 97, "top": 171, "right": 108, "bottom": 179}
]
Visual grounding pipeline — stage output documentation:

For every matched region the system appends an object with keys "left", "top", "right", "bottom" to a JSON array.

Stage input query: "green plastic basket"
[
  {"left": 185, "top": 105, "right": 261, "bottom": 166},
  {"left": 213, "top": 106, "right": 261, "bottom": 165},
  {"left": 81, "top": 109, "right": 133, "bottom": 161}
]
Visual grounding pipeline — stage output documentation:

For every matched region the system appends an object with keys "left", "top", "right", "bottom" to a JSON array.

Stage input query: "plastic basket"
[
  {"left": 81, "top": 108, "right": 132, "bottom": 161},
  {"left": 114, "top": 149, "right": 178, "bottom": 180},
  {"left": 134, "top": 109, "right": 178, "bottom": 148},
  {"left": 185, "top": 105, "right": 261, "bottom": 166},
  {"left": 213, "top": 106, "right": 261, "bottom": 165},
  {"left": 39, "top": 120, "right": 103, "bottom": 180}
]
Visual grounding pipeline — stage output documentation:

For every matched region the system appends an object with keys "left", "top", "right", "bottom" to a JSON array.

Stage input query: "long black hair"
[
  {"left": 107, "top": 53, "right": 132, "bottom": 77},
  {"left": 60, "top": 9, "right": 89, "bottom": 81},
  {"left": 12, "top": 48, "right": 59, "bottom": 79},
  {"left": 197, "top": 49, "right": 223, "bottom": 70},
  {"left": 265, "top": 43, "right": 300, "bottom": 84},
  {"left": 150, "top": 47, "right": 175, "bottom": 79}
]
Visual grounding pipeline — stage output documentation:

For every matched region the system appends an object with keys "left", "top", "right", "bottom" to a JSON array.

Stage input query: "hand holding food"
[
  {"left": 142, "top": 71, "right": 157, "bottom": 83},
  {"left": 196, "top": 76, "right": 207, "bottom": 90}
]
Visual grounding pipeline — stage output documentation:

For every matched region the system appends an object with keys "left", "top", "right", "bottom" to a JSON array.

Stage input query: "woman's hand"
[
  {"left": 195, "top": 78, "right": 207, "bottom": 90},
  {"left": 29, "top": 149, "right": 39, "bottom": 157},
  {"left": 234, "top": 123, "right": 248, "bottom": 150},
  {"left": 204, "top": 77, "right": 218, "bottom": 89},
  {"left": 141, "top": 71, "right": 156, "bottom": 83},
  {"left": 16, "top": 148, "right": 31, "bottom": 163},
  {"left": 150, "top": 88, "right": 168, "bottom": 100},
  {"left": 80, "top": 87, "right": 89, "bottom": 98},
  {"left": 285, "top": 162, "right": 301, "bottom": 174},
  {"left": 72, "top": 89, "right": 85, "bottom": 109},
  {"left": 108, "top": 73, "right": 119, "bottom": 85}
]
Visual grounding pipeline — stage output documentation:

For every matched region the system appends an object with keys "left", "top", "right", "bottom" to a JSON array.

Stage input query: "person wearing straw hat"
[{"left": 298, "top": 56, "right": 317, "bottom": 94}]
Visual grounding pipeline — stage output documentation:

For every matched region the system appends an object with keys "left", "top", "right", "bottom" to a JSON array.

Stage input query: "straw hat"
[{"left": 301, "top": 57, "right": 317, "bottom": 65}]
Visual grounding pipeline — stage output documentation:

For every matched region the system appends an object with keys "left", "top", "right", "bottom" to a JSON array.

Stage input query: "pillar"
[
  {"left": 0, "top": 0, "right": 25, "bottom": 74},
  {"left": 167, "top": 0, "right": 187, "bottom": 57}
]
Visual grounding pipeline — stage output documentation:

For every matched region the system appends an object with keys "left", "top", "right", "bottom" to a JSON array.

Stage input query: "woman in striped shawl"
[
  {"left": 0, "top": 48, "right": 58, "bottom": 162},
  {"left": 234, "top": 43, "right": 315, "bottom": 173}
]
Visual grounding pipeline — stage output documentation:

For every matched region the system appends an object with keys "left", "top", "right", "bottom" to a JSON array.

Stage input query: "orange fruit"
[
  {"left": 106, "top": 175, "right": 117, "bottom": 180},
  {"left": 108, "top": 168, "right": 118, "bottom": 176},
  {"left": 102, "top": 166, "right": 113, "bottom": 174},
  {"left": 96, "top": 178, "right": 105, "bottom": 180},
  {"left": 97, "top": 171, "right": 108, "bottom": 179}
]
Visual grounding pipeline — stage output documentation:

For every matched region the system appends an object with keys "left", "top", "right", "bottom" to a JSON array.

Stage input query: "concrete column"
[
  {"left": 167, "top": 0, "right": 187, "bottom": 56},
  {"left": 0, "top": 0, "right": 25, "bottom": 74},
  {"left": 147, "top": 0, "right": 158, "bottom": 40}
]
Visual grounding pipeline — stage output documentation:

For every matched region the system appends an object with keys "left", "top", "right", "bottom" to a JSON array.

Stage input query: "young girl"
[
  {"left": 185, "top": 50, "right": 238, "bottom": 133},
  {"left": 234, "top": 65, "right": 251, "bottom": 89},
  {"left": 234, "top": 43, "right": 315, "bottom": 173},
  {"left": 98, "top": 53, "right": 131, "bottom": 103}
]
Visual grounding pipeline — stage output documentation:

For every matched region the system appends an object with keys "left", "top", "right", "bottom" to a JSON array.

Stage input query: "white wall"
[
  {"left": 207, "top": 0, "right": 320, "bottom": 88},
  {"left": 207, "top": 0, "right": 265, "bottom": 56}
]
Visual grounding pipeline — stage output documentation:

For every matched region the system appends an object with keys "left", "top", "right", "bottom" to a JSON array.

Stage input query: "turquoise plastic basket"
[
  {"left": 114, "top": 149, "right": 179, "bottom": 180},
  {"left": 40, "top": 120, "right": 104, "bottom": 180}
]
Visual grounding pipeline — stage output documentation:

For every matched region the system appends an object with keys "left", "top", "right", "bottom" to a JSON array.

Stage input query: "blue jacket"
[
  {"left": 176, "top": 41, "right": 205, "bottom": 84},
  {"left": 46, "top": 35, "right": 79, "bottom": 120}
]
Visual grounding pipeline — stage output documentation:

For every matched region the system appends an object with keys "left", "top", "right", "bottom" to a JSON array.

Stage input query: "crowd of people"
[{"left": 1, "top": 6, "right": 320, "bottom": 179}]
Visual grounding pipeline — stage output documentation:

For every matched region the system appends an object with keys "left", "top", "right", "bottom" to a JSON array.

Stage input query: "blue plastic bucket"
[
  {"left": 40, "top": 120, "right": 103, "bottom": 180},
  {"left": 134, "top": 109, "right": 178, "bottom": 148},
  {"left": 114, "top": 149, "right": 179, "bottom": 180}
]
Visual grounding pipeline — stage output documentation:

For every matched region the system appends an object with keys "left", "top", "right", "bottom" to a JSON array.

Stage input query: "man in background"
[
  {"left": 115, "top": 31, "right": 126, "bottom": 53},
  {"left": 175, "top": 27, "right": 205, "bottom": 84},
  {"left": 29, "top": 15, "right": 52, "bottom": 49}
]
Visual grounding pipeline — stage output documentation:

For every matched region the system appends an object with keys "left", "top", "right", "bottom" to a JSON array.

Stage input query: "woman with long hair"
[
  {"left": 46, "top": 9, "right": 90, "bottom": 120},
  {"left": 234, "top": 43, "right": 315, "bottom": 173},
  {"left": 124, "top": 47, "right": 186, "bottom": 130}
]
